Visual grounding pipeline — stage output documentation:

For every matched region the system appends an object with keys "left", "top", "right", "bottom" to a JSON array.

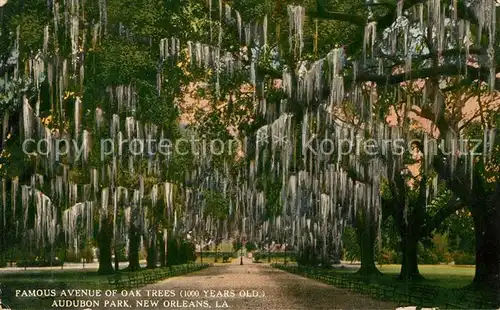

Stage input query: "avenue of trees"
[{"left": 0, "top": 0, "right": 498, "bottom": 294}]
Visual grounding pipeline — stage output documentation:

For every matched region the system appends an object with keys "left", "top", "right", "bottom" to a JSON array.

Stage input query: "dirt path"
[{"left": 97, "top": 259, "right": 396, "bottom": 309}]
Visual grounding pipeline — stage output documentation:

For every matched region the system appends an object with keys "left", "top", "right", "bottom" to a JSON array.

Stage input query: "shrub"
[
  {"left": 17, "top": 259, "right": 63, "bottom": 267},
  {"left": 180, "top": 241, "right": 197, "bottom": 263},
  {"left": 454, "top": 252, "right": 475, "bottom": 265},
  {"left": 194, "top": 251, "right": 234, "bottom": 258},
  {"left": 342, "top": 227, "right": 360, "bottom": 262},
  {"left": 64, "top": 250, "right": 80, "bottom": 263},
  {"left": 82, "top": 246, "right": 94, "bottom": 263},
  {"left": 232, "top": 240, "right": 242, "bottom": 252},
  {"left": 442, "top": 252, "right": 454, "bottom": 264},
  {"left": 167, "top": 238, "right": 197, "bottom": 266},
  {"left": 296, "top": 246, "right": 320, "bottom": 266},
  {"left": 418, "top": 249, "right": 440, "bottom": 264},
  {"left": 253, "top": 252, "right": 261, "bottom": 263},
  {"left": 377, "top": 248, "right": 398, "bottom": 265},
  {"left": 264, "top": 252, "right": 295, "bottom": 258},
  {"left": 222, "top": 254, "right": 230, "bottom": 263},
  {"left": 245, "top": 242, "right": 257, "bottom": 252}
]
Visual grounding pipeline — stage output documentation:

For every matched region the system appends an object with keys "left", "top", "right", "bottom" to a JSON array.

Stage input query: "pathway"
[{"left": 101, "top": 259, "right": 396, "bottom": 309}]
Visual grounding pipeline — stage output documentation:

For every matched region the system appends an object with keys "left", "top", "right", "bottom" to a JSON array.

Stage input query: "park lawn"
[
  {"left": 378, "top": 264, "right": 475, "bottom": 288},
  {"left": 194, "top": 256, "right": 236, "bottom": 264},
  {"left": 265, "top": 257, "right": 296, "bottom": 264},
  {"left": 203, "top": 242, "right": 234, "bottom": 252},
  {"left": 323, "top": 264, "right": 475, "bottom": 289}
]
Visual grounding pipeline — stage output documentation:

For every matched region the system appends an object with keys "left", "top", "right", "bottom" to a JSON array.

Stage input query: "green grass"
[
  {"left": 202, "top": 242, "right": 234, "bottom": 252},
  {"left": 316, "top": 264, "right": 475, "bottom": 289},
  {"left": 377, "top": 264, "right": 475, "bottom": 289},
  {"left": 0, "top": 264, "right": 205, "bottom": 309}
]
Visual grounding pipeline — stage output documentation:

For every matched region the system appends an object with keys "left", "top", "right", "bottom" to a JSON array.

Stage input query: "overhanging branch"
[
  {"left": 346, "top": 64, "right": 500, "bottom": 91},
  {"left": 312, "top": 0, "right": 481, "bottom": 33},
  {"left": 307, "top": 9, "right": 365, "bottom": 26}
]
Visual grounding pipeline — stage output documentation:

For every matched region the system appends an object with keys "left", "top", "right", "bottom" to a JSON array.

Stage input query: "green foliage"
[
  {"left": 417, "top": 242, "right": 440, "bottom": 265},
  {"left": 253, "top": 252, "right": 261, "bottom": 262},
  {"left": 453, "top": 252, "right": 476, "bottom": 265},
  {"left": 232, "top": 239, "right": 243, "bottom": 252},
  {"left": 64, "top": 250, "right": 81, "bottom": 263},
  {"left": 377, "top": 248, "right": 399, "bottom": 265},
  {"left": 61, "top": 246, "right": 94, "bottom": 264},
  {"left": 204, "top": 189, "right": 230, "bottom": 220},
  {"left": 245, "top": 241, "right": 257, "bottom": 252},
  {"left": 296, "top": 245, "right": 320, "bottom": 266},
  {"left": 9, "top": 6, "right": 50, "bottom": 53},
  {"left": 17, "top": 259, "right": 63, "bottom": 268},
  {"left": 441, "top": 209, "right": 475, "bottom": 254},
  {"left": 255, "top": 173, "right": 283, "bottom": 219},
  {"left": 82, "top": 246, "right": 95, "bottom": 263},
  {"left": 0, "top": 76, "right": 37, "bottom": 116},
  {"left": 342, "top": 226, "right": 360, "bottom": 263},
  {"left": 196, "top": 251, "right": 233, "bottom": 258},
  {"left": 431, "top": 234, "right": 451, "bottom": 262},
  {"left": 116, "top": 247, "right": 128, "bottom": 262},
  {"left": 167, "top": 238, "right": 197, "bottom": 266}
]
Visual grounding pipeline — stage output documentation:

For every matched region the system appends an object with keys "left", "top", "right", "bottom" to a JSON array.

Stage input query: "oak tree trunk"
[
  {"left": 159, "top": 236, "right": 166, "bottom": 267},
  {"left": 146, "top": 231, "right": 157, "bottom": 269},
  {"left": 355, "top": 215, "right": 381, "bottom": 276},
  {"left": 98, "top": 217, "right": 114, "bottom": 274},
  {"left": 127, "top": 222, "right": 141, "bottom": 271},
  {"left": 471, "top": 201, "right": 500, "bottom": 291},
  {"left": 399, "top": 234, "right": 422, "bottom": 281}
]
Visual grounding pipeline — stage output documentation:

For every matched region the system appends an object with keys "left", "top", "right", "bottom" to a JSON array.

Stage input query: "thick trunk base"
[
  {"left": 159, "top": 237, "right": 166, "bottom": 267},
  {"left": 472, "top": 203, "right": 500, "bottom": 290},
  {"left": 127, "top": 224, "right": 141, "bottom": 272},
  {"left": 356, "top": 264, "right": 382, "bottom": 276},
  {"left": 98, "top": 219, "right": 114, "bottom": 275},
  {"left": 356, "top": 219, "right": 381, "bottom": 277},
  {"left": 398, "top": 271, "right": 424, "bottom": 281},
  {"left": 399, "top": 238, "right": 423, "bottom": 282},
  {"left": 146, "top": 233, "right": 157, "bottom": 269}
]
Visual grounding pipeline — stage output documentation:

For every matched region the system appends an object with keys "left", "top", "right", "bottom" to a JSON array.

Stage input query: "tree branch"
[
  {"left": 347, "top": 64, "right": 500, "bottom": 90},
  {"left": 307, "top": 9, "right": 365, "bottom": 26},
  {"left": 312, "top": 0, "right": 481, "bottom": 33}
]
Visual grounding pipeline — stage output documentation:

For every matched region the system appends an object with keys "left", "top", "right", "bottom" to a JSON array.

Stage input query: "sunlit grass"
[
  {"left": 320, "top": 264, "right": 475, "bottom": 289},
  {"left": 378, "top": 264, "right": 475, "bottom": 288}
]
